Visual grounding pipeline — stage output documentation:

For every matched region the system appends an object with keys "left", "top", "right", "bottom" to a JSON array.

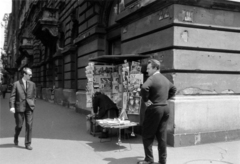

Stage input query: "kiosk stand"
[{"left": 85, "top": 54, "right": 150, "bottom": 142}]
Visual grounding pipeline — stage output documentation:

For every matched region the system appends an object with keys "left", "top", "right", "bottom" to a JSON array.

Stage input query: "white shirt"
[
  {"left": 22, "top": 78, "right": 27, "bottom": 89},
  {"left": 153, "top": 71, "right": 160, "bottom": 76}
]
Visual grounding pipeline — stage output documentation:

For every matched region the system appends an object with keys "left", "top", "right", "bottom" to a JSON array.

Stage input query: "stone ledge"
[
  {"left": 167, "top": 95, "right": 240, "bottom": 147},
  {"left": 169, "top": 95, "right": 240, "bottom": 134},
  {"left": 167, "top": 129, "right": 240, "bottom": 147}
]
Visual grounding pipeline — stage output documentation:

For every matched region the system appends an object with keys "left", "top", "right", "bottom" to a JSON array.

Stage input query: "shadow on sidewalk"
[
  {"left": 183, "top": 160, "right": 234, "bottom": 164},
  {"left": 87, "top": 141, "right": 126, "bottom": 152},
  {"left": 86, "top": 135, "right": 143, "bottom": 152},
  {"left": 0, "top": 143, "right": 25, "bottom": 149},
  {"left": 103, "top": 156, "right": 153, "bottom": 164}
]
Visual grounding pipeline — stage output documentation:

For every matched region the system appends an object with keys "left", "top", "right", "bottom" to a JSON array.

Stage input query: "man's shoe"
[
  {"left": 137, "top": 161, "right": 153, "bottom": 164},
  {"left": 25, "top": 145, "right": 33, "bottom": 150},
  {"left": 14, "top": 139, "right": 18, "bottom": 146}
]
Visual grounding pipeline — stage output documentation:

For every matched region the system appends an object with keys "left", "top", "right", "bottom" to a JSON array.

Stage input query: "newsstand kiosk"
[{"left": 85, "top": 54, "right": 150, "bottom": 142}]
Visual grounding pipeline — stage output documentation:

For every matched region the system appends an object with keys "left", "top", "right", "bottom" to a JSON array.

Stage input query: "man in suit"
[
  {"left": 138, "top": 59, "right": 176, "bottom": 164},
  {"left": 9, "top": 67, "right": 36, "bottom": 150}
]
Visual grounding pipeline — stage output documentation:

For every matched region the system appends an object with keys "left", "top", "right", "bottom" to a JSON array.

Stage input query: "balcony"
[
  {"left": 16, "top": 37, "right": 34, "bottom": 68},
  {"left": 32, "top": 7, "right": 59, "bottom": 46}
]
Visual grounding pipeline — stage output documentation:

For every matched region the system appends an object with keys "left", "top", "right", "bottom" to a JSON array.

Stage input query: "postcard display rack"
[{"left": 85, "top": 60, "right": 143, "bottom": 120}]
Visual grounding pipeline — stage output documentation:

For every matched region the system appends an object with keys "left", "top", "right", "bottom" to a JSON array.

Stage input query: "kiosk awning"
[{"left": 89, "top": 54, "right": 151, "bottom": 64}]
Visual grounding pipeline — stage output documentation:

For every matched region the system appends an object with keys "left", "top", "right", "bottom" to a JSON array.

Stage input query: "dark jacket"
[
  {"left": 9, "top": 79, "right": 37, "bottom": 112},
  {"left": 92, "top": 92, "right": 118, "bottom": 119},
  {"left": 141, "top": 73, "right": 176, "bottom": 105}
]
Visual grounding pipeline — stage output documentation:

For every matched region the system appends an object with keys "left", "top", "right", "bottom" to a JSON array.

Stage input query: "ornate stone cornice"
[
  {"left": 116, "top": 0, "right": 240, "bottom": 24},
  {"left": 16, "top": 37, "right": 34, "bottom": 65},
  {"left": 53, "top": 50, "right": 62, "bottom": 59},
  {"left": 32, "top": 7, "right": 59, "bottom": 46},
  {"left": 61, "top": 44, "right": 77, "bottom": 56}
]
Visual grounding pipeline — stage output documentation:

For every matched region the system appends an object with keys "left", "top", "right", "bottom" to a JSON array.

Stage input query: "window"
[{"left": 108, "top": 38, "right": 121, "bottom": 55}]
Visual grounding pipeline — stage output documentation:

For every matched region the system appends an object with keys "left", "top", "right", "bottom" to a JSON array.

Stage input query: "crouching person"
[{"left": 92, "top": 85, "right": 119, "bottom": 138}]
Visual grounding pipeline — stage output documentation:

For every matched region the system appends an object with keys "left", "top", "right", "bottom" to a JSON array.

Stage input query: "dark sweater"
[
  {"left": 141, "top": 73, "right": 176, "bottom": 105},
  {"left": 92, "top": 92, "right": 118, "bottom": 118}
]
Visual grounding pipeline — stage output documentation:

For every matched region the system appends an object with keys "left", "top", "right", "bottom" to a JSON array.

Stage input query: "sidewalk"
[{"left": 0, "top": 93, "right": 239, "bottom": 164}]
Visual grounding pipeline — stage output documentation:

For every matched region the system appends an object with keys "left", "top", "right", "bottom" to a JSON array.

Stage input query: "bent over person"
[
  {"left": 9, "top": 67, "right": 36, "bottom": 150},
  {"left": 92, "top": 85, "right": 119, "bottom": 138},
  {"left": 138, "top": 59, "right": 176, "bottom": 164}
]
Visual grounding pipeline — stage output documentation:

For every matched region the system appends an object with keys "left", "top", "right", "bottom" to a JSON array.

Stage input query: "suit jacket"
[
  {"left": 141, "top": 73, "right": 176, "bottom": 105},
  {"left": 9, "top": 79, "right": 37, "bottom": 112}
]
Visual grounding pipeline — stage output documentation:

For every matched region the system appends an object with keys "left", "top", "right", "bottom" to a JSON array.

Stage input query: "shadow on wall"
[{"left": 103, "top": 156, "right": 145, "bottom": 164}]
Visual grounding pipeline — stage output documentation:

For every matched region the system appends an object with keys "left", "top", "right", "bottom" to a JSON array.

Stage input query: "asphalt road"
[{"left": 1, "top": 93, "right": 239, "bottom": 164}]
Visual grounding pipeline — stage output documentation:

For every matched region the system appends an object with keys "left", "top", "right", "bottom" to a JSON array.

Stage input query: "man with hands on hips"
[
  {"left": 138, "top": 59, "right": 176, "bottom": 164},
  {"left": 9, "top": 67, "right": 36, "bottom": 150}
]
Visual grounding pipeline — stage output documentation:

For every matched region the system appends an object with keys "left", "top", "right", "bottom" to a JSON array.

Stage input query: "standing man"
[
  {"left": 9, "top": 67, "right": 36, "bottom": 150},
  {"left": 138, "top": 59, "right": 176, "bottom": 164}
]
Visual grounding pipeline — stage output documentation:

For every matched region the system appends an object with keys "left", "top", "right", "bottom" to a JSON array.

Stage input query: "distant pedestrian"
[
  {"left": 0, "top": 83, "right": 2, "bottom": 96},
  {"left": 92, "top": 85, "right": 119, "bottom": 138},
  {"left": 1, "top": 83, "right": 8, "bottom": 99},
  {"left": 138, "top": 59, "right": 176, "bottom": 164},
  {"left": 9, "top": 67, "right": 36, "bottom": 150}
]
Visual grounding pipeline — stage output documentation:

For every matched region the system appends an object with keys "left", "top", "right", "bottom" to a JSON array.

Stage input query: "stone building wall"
[{"left": 6, "top": 0, "right": 240, "bottom": 147}]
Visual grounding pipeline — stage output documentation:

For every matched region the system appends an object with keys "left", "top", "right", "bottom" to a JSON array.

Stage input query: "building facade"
[{"left": 5, "top": 0, "right": 240, "bottom": 147}]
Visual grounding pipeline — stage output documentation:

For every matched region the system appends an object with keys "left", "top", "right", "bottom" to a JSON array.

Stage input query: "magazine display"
[{"left": 85, "top": 60, "right": 143, "bottom": 116}]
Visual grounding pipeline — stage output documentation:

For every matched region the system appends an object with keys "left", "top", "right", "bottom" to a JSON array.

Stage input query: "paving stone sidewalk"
[{"left": 0, "top": 94, "right": 239, "bottom": 164}]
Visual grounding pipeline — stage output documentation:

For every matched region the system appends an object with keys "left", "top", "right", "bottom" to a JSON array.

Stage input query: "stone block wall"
[
  {"left": 116, "top": 1, "right": 240, "bottom": 146},
  {"left": 17, "top": 0, "right": 240, "bottom": 147}
]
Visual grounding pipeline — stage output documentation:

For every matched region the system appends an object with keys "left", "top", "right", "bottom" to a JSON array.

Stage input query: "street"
[{"left": 0, "top": 93, "right": 239, "bottom": 164}]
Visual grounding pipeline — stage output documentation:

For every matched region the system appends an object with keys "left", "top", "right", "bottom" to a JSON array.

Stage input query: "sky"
[{"left": 0, "top": 0, "right": 12, "bottom": 51}]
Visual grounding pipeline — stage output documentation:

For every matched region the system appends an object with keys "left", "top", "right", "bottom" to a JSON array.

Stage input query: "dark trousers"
[
  {"left": 2, "top": 91, "right": 6, "bottom": 98},
  {"left": 142, "top": 105, "right": 169, "bottom": 164},
  {"left": 14, "top": 106, "right": 34, "bottom": 146}
]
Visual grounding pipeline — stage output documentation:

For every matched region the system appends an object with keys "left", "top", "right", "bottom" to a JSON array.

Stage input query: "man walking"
[
  {"left": 9, "top": 67, "right": 36, "bottom": 150},
  {"left": 138, "top": 59, "right": 176, "bottom": 164}
]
